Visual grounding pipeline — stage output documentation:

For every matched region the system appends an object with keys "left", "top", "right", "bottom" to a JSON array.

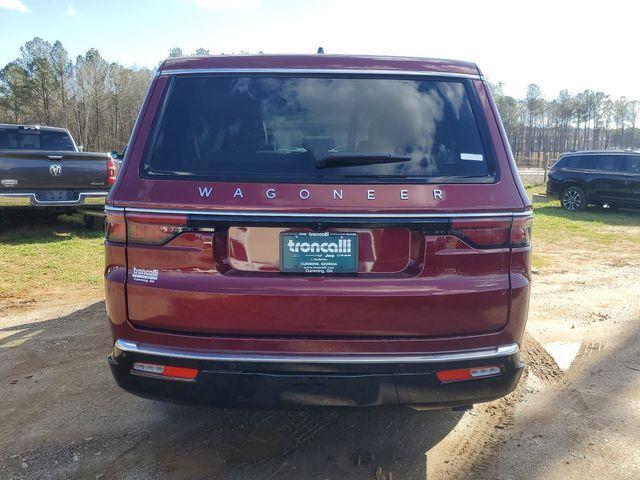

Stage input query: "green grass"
[
  {"left": 1, "top": 192, "right": 640, "bottom": 307},
  {"left": 0, "top": 214, "right": 104, "bottom": 304},
  {"left": 525, "top": 186, "right": 640, "bottom": 269}
]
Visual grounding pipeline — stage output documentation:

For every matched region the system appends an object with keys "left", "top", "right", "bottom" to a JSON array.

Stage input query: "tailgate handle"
[{"left": 48, "top": 155, "right": 64, "bottom": 160}]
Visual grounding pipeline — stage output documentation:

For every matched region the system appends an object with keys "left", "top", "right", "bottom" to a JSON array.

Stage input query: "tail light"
[
  {"left": 510, "top": 216, "right": 532, "bottom": 248},
  {"left": 107, "top": 157, "right": 118, "bottom": 186},
  {"left": 105, "top": 212, "right": 190, "bottom": 245},
  {"left": 449, "top": 215, "right": 532, "bottom": 249},
  {"left": 126, "top": 213, "right": 188, "bottom": 245},
  {"left": 105, "top": 211, "right": 126, "bottom": 243}
]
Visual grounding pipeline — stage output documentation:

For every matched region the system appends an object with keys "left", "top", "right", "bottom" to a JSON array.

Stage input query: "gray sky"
[{"left": 1, "top": 0, "right": 638, "bottom": 100}]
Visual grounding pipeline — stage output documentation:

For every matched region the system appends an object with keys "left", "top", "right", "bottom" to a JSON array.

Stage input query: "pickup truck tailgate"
[{"left": 0, "top": 150, "right": 109, "bottom": 189}]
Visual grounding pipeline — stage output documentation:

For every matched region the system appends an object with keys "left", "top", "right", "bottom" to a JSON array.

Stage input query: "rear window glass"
[
  {"left": 624, "top": 156, "right": 640, "bottom": 173},
  {"left": 563, "top": 155, "right": 593, "bottom": 168},
  {"left": 593, "top": 155, "right": 621, "bottom": 171},
  {"left": 0, "top": 128, "right": 75, "bottom": 151},
  {"left": 143, "top": 75, "right": 495, "bottom": 183}
]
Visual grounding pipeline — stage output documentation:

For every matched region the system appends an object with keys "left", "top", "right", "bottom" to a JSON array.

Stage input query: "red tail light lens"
[
  {"left": 107, "top": 157, "right": 118, "bottom": 186},
  {"left": 105, "top": 211, "right": 126, "bottom": 243},
  {"left": 510, "top": 215, "right": 532, "bottom": 248},
  {"left": 126, "top": 213, "right": 188, "bottom": 245},
  {"left": 450, "top": 218, "right": 511, "bottom": 249},
  {"left": 449, "top": 215, "right": 532, "bottom": 249}
]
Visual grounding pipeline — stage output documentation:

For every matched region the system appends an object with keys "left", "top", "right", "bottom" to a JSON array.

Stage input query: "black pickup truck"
[{"left": 0, "top": 124, "right": 115, "bottom": 226}]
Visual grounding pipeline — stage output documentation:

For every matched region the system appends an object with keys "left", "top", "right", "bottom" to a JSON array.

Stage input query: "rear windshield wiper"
[{"left": 314, "top": 152, "right": 411, "bottom": 169}]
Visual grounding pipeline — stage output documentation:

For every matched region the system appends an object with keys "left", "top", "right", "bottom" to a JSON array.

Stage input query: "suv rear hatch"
[{"left": 110, "top": 72, "right": 529, "bottom": 338}]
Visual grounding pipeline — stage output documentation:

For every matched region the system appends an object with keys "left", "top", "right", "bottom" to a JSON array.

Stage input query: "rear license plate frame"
[
  {"left": 279, "top": 232, "right": 358, "bottom": 274},
  {"left": 38, "top": 190, "right": 75, "bottom": 202}
]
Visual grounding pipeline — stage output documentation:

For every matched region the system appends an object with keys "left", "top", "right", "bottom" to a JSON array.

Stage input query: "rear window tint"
[
  {"left": 593, "top": 155, "right": 621, "bottom": 171},
  {"left": 143, "top": 75, "right": 496, "bottom": 183},
  {"left": 563, "top": 154, "right": 622, "bottom": 171},
  {"left": 0, "top": 128, "right": 75, "bottom": 151},
  {"left": 624, "top": 156, "right": 640, "bottom": 173},
  {"left": 563, "top": 156, "right": 589, "bottom": 168}
]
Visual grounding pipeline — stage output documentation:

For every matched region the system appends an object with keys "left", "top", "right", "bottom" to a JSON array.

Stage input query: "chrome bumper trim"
[
  {"left": 0, "top": 191, "right": 108, "bottom": 207},
  {"left": 114, "top": 339, "right": 519, "bottom": 364},
  {"left": 105, "top": 205, "right": 532, "bottom": 219}
]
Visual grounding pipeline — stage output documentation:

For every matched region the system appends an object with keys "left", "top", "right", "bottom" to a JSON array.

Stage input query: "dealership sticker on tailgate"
[
  {"left": 280, "top": 232, "right": 358, "bottom": 274},
  {"left": 131, "top": 267, "right": 159, "bottom": 283}
]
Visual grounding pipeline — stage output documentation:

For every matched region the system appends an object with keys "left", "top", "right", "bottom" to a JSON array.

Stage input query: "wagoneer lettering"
[
  {"left": 105, "top": 54, "right": 532, "bottom": 409},
  {"left": 195, "top": 185, "right": 447, "bottom": 203}
]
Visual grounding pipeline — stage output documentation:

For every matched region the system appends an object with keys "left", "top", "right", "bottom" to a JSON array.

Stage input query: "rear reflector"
[
  {"left": 436, "top": 365, "right": 501, "bottom": 383},
  {"left": 132, "top": 362, "right": 198, "bottom": 380}
]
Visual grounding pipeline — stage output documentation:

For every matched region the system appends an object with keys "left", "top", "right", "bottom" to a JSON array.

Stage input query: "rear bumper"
[
  {"left": 0, "top": 191, "right": 108, "bottom": 208},
  {"left": 545, "top": 177, "right": 563, "bottom": 199},
  {"left": 108, "top": 340, "right": 524, "bottom": 409}
]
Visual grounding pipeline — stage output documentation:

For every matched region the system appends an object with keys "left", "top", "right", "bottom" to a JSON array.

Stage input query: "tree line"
[
  {"left": 0, "top": 37, "right": 153, "bottom": 152},
  {"left": 491, "top": 83, "right": 640, "bottom": 166},
  {"left": 1, "top": 37, "right": 639, "bottom": 164}
]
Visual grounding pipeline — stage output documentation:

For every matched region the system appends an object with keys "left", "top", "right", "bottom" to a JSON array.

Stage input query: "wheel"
[{"left": 561, "top": 186, "right": 586, "bottom": 211}]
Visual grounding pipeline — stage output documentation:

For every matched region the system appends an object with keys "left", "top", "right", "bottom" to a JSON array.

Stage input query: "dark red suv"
[{"left": 105, "top": 54, "right": 532, "bottom": 409}]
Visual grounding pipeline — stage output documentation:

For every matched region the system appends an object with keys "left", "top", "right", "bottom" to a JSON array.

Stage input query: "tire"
[
  {"left": 561, "top": 186, "right": 586, "bottom": 212},
  {"left": 83, "top": 214, "right": 105, "bottom": 230}
]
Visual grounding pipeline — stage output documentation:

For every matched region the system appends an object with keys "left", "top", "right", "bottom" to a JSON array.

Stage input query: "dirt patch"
[
  {"left": 432, "top": 236, "right": 640, "bottom": 479},
  {"left": 1, "top": 212, "right": 640, "bottom": 479}
]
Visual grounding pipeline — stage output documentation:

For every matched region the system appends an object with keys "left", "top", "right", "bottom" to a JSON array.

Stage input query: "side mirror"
[
  {"left": 110, "top": 150, "right": 119, "bottom": 159},
  {"left": 78, "top": 145, "right": 84, "bottom": 152}
]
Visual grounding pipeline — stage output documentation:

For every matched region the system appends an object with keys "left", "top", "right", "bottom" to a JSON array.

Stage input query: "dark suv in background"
[{"left": 547, "top": 151, "right": 640, "bottom": 211}]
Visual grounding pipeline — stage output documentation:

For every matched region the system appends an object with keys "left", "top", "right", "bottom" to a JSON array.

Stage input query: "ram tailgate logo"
[{"left": 49, "top": 164, "right": 63, "bottom": 176}]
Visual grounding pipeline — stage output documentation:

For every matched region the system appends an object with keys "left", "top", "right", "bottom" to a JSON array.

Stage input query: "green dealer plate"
[{"left": 280, "top": 232, "right": 358, "bottom": 274}]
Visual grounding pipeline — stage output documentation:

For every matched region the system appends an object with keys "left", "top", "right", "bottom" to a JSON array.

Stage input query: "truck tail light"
[
  {"left": 107, "top": 157, "right": 118, "bottom": 186},
  {"left": 126, "top": 213, "right": 188, "bottom": 245},
  {"left": 436, "top": 365, "right": 501, "bottom": 383},
  {"left": 449, "top": 215, "right": 532, "bottom": 249}
]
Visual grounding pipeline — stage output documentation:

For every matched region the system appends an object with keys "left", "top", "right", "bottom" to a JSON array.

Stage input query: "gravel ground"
[{"left": 1, "top": 256, "right": 639, "bottom": 479}]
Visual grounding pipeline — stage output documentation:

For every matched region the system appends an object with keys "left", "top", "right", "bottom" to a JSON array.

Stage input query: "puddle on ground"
[{"left": 543, "top": 342, "right": 581, "bottom": 371}]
